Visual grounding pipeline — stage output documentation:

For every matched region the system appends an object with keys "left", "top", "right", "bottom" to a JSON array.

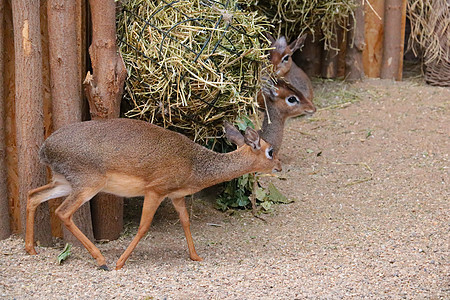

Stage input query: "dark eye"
[
  {"left": 282, "top": 55, "right": 290, "bottom": 62},
  {"left": 266, "top": 147, "right": 274, "bottom": 159},
  {"left": 286, "top": 96, "right": 299, "bottom": 106}
]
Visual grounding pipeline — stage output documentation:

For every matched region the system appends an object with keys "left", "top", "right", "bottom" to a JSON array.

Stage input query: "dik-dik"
[
  {"left": 266, "top": 33, "right": 314, "bottom": 104},
  {"left": 25, "top": 119, "right": 281, "bottom": 270},
  {"left": 257, "top": 79, "right": 316, "bottom": 155}
]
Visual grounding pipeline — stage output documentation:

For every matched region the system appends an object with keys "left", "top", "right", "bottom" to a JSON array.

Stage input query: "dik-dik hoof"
[
  {"left": 25, "top": 246, "right": 37, "bottom": 255},
  {"left": 190, "top": 255, "right": 203, "bottom": 262},
  {"left": 98, "top": 264, "right": 110, "bottom": 271}
]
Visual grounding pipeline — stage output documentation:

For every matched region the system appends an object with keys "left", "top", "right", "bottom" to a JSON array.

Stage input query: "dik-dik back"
[
  {"left": 267, "top": 33, "right": 314, "bottom": 103},
  {"left": 41, "top": 119, "right": 198, "bottom": 191}
]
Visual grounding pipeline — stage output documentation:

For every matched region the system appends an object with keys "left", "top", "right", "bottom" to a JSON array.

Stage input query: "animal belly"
[{"left": 102, "top": 173, "right": 147, "bottom": 197}]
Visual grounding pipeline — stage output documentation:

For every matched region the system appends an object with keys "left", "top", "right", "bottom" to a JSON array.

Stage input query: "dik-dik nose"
[
  {"left": 305, "top": 105, "right": 317, "bottom": 114},
  {"left": 273, "top": 160, "right": 282, "bottom": 173}
]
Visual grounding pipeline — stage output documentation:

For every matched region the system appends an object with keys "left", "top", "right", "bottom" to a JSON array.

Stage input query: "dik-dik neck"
[
  {"left": 259, "top": 105, "right": 285, "bottom": 154},
  {"left": 191, "top": 147, "right": 256, "bottom": 189},
  {"left": 286, "top": 64, "right": 313, "bottom": 101}
]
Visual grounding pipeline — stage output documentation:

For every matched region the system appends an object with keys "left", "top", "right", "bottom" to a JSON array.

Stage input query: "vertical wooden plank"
[
  {"left": 345, "top": 0, "right": 366, "bottom": 81},
  {"left": 363, "top": 0, "right": 385, "bottom": 77},
  {"left": 380, "top": 0, "right": 407, "bottom": 80},
  {"left": 47, "top": 0, "right": 95, "bottom": 244},
  {"left": 0, "top": 0, "right": 12, "bottom": 240},
  {"left": 11, "top": 0, "right": 52, "bottom": 245},
  {"left": 4, "top": 0, "right": 19, "bottom": 234}
]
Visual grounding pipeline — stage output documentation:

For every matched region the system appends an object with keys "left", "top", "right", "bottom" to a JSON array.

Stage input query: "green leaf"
[
  {"left": 255, "top": 187, "right": 267, "bottom": 201},
  {"left": 237, "top": 194, "right": 250, "bottom": 207},
  {"left": 239, "top": 174, "right": 249, "bottom": 187},
  {"left": 268, "top": 183, "right": 293, "bottom": 204},
  {"left": 261, "top": 201, "right": 273, "bottom": 211},
  {"left": 236, "top": 116, "right": 255, "bottom": 131},
  {"left": 57, "top": 243, "right": 72, "bottom": 265},
  {"left": 306, "top": 148, "right": 314, "bottom": 154}
]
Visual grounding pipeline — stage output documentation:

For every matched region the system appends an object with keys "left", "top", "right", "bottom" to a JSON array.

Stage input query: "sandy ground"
[{"left": 0, "top": 78, "right": 449, "bottom": 299}]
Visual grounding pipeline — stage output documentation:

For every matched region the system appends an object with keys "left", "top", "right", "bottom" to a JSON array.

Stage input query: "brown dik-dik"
[
  {"left": 257, "top": 79, "right": 316, "bottom": 155},
  {"left": 266, "top": 33, "right": 314, "bottom": 103},
  {"left": 25, "top": 119, "right": 281, "bottom": 270},
  {"left": 250, "top": 80, "right": 315, "bottom": 214}
]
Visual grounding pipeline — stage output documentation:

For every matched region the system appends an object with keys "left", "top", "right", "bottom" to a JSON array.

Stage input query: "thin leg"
[
  {"left": 55, "top": 186, "right": 107, "bottom": 269},
  {"left": 250, "top": 173, "right": 258, "bottom": 215},
  {"left": 26, "top": 181, "right": 72, "bottom": 254},
  {"left": 115, "top": 192, "right": 164, "bottom": 270},
  {"left": 172, "top": 197, "right": 202, "bottom": 261}
]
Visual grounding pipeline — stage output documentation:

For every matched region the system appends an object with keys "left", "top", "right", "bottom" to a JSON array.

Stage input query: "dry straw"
[
  {"left": 245, "top": 0, "right": 356, "bottom": 49},
  {"left": 117, "top": 0, "right": 271, "bottom": 142},
  {"left": 407, "top": 0, "right": 449, "bottom": 86}
]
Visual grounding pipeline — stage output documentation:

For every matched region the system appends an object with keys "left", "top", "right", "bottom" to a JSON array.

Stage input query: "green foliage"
[
  {"left": 57, "top": 243, "right": 72, "bottom": 265},
  {"left": 216, "top": 174, "right": 294, "bottom": 212}
]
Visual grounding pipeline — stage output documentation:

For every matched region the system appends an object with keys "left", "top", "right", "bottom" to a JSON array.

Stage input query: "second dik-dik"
[
  {"left": 257, "top": 79, "right": 316, "bottom": 155},
  {"left": 25, "top": 119, "right": 281, "bottom": 270}
]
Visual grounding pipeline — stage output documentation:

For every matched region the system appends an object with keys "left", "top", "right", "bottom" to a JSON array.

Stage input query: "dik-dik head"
[
  {"left": 266, "top": 33, "right": 307, "bottom": 77},
  {"left": 224, "top": 122, "right": 282, "bottom": 173},
  {"left": 258, "top": 79, "right": 316, "bottom": 118}
]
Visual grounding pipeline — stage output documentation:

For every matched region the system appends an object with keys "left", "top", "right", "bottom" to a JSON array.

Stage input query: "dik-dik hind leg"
[
  {"left": 55, "top": 185, "right": 107, "bottom": 269},
  {"left": 116, "top": 192, "right": 164, "bottom": 270},
  {"left": 26, "top": 181, "right": 72, "bottom": 255},
  {"left": 172, "top": 197, "right": 202, "bottom": 261}
]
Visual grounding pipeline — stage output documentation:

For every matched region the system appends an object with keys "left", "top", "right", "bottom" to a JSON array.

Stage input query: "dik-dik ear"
[
  {"left": 289, "top": 33, "right": 307, "bottom": 53},
  {"left": 265, "top": 32, "right": 276, "bottom": 44},
  {"left": 224, "top": 122, "right": 245, "bottom": 147},
  {"left": 244, "top": 127, "right": 261, "bottom": 150}
]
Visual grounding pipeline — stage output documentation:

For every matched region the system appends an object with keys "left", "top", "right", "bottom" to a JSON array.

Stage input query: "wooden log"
[
  {"left": 47, "top": 0, "right": 95, "bottom": 244},
  {"left": 345, "top": 0, "right": 366, "bottom": 81},
  {"left": 3, "top": 0, "right": 19, "bottom": 234},
  {"left": 84, "top": 0, "right": 127, "bottom": 240},
  {"left": 363, "top": 0, "right": 385, "bottom": 77},
  {"left": 380, "top": 0, "right": 407, "bottom": 80},
  {"left": 0, "top": 0, "right": 12, "bottom": 240},
  {"left": 11, "top": 0, "right": 52, "bottom": 245}
]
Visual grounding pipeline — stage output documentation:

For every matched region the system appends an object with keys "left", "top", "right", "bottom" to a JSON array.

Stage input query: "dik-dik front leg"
[
  {"left": 171, "top": 197, "right": 202, "bottom": 261},
  {"left": 116, "top": 191, "right": 165, "bottom": 270}
]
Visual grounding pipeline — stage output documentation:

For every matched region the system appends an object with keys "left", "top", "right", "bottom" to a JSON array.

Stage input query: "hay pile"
[
  {"left": 117, "top": 0, "right": 270, "bottom": 141},
  {"left": 244, "top": 0, "right": 356, "bottom": 49},
  {"left": 407, "top": 0, "right": 450, "bottom": 86}
]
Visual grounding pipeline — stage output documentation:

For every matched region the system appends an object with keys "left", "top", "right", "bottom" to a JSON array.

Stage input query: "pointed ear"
[
  {"left": 244, "top": 127, "right": 261, "bottom": 150},
  {"left": 289, "top": 33, "right": 307, "bottom": 53},
  {"left": 265, "top": 32, "right": 276, "bottom": 44},
  {"left": 224, "top": 122, "right": 245, "bottom": 147}
]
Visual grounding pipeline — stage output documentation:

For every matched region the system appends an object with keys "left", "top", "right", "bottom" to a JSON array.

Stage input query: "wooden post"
[
  {"left": 3, "top": 0, "right": 19, "bottom": 235},
  {"left": 84, "top": 0, "right": 127, "bottom": 240},
  {"left": 380, "top": 0, "right": 407, "bottom": 80},
  {"left": 11, "top": 0, "right": 52, "bottom": 245},
  {"left": 363, "top": 0, "right": 385, "bottom": 77},
  {"left": 345, "top": 0, "right": 366, "bottom": 81},
  {"left": 0, "top": 0, "right": 12, "bottom": 240},
  {"left": 47, "top": 0, "right": 95, "bottom": 244}
]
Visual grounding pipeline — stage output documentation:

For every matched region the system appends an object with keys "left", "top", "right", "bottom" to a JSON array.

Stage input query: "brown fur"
[{"left": 25, "top": 119, "right": 281, "bottom": 270}]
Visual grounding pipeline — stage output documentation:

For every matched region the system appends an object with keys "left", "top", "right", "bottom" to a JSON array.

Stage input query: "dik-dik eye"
[
  {"left": 265, "top": 147, "right": 274, "bottom": 159},
  {"left": 286, "top": 95, "right": 299, "bottom": 106},
  {"left": 282, "top": 55, "right": 290, "bottom": 63}
]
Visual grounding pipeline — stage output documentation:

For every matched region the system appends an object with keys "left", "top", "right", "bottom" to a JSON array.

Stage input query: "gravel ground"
[{"left": 0, "top": 78, "right": 449, "bottom": 299}]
